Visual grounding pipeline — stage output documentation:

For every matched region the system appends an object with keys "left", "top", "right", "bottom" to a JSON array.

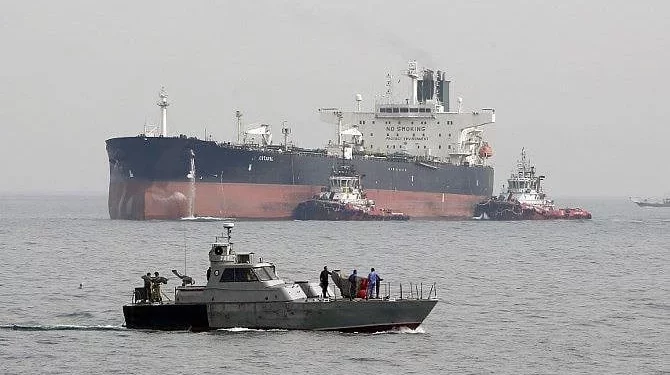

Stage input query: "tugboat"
[
  {"left": 473, "top": 148, "right": 592, "bottom": 220},
  {"left": 123, "top": 223, "right": 437, "bottom": 332},
  {"left": 293, "top": 148, "right": 409, "bottom": 221}
]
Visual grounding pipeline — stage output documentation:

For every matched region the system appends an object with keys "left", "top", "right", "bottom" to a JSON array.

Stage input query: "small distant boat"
[
  {"left": 293, "top": 153, "right": 409, "bottom": 221},
  {"left": 630, "top": 197, "right": 670, "bottom": 207},
  {"left": 473, "top": 148, "right": 592, "bottom": 220}
]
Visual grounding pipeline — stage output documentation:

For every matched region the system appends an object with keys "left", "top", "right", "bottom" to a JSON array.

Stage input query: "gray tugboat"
[
  {"left": 293, "top": 153, "right": 410, "bottom": 221},
  {"left": 123, "top": 223, "right": 437, "bottom": 332}
]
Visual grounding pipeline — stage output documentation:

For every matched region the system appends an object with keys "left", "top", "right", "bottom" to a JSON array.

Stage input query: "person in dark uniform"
[
  {"left": 141, "top": 272, "right": 152, "bottom": 302},
  {"left": 319, "top": 266, "right": 331, "bottom": 298},
  {"left": 348, "top": 270, "right": 358, "bottom": 300},
  {"left": 207, "top": 266, "right": 212, "bottom": 281}
]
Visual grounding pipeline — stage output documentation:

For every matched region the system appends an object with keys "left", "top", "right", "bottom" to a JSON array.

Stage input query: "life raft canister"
[{"left": 357, "top": 278, "right": 368, "bottom": 298}]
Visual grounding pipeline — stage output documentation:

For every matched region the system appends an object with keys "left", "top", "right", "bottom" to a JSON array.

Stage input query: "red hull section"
[{"left": 109, "top": 181, "right": 484, "bottom": 220}]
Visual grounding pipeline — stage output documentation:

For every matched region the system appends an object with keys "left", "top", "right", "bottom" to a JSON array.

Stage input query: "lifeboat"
[{"left": 478, "top": 142, "right": 493, "bottom": 158}]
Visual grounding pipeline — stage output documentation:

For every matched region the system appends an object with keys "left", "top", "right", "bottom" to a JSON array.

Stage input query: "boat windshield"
[
  {"left": 220, "top": 267, "right": 259, "bottom": 282},
  {"left": 253, "top": 266, "right": 278, "bottom": 281}
]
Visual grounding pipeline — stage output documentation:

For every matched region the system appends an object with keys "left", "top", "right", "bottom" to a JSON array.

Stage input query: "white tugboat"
[
  {"left": 293, "top": 147, "right": 409, "bottom": 221},
  {"left": 123, "top": 223, "right": 437, "bottom": 331},
  {"left": 473, "top": 148, "right": 592, "bottom": 220}
]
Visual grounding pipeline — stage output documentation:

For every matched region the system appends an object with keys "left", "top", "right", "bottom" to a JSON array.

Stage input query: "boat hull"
[
  {"left": 292, "top": 199, "right": 409, "bottom": 221},
  {"left": 107, "top": 136, "right": 493, "bottom": 220},
  {"left": 123, "top": 299, "right": 437, "bottom": 332},
  {"left": 473, "top": 199, "right": 592, "bottom": 220}
]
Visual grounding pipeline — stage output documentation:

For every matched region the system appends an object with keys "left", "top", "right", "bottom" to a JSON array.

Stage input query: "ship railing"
[{"left": 394, "top": 282, "right": 437, "bottom": 300}]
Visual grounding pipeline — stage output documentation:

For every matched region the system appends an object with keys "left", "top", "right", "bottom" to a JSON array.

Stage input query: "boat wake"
[
  {"left": 372, "top": 326, "right": 426, "bottom": 335},
  {"left": 214, "top": 327, "right": 289, "bottom": 333},
  {"left": 1, "top": 324, "right": 125, "bottom": 332},
  {"left": 180, "top": 216, "right": 232, "bottom": 222}
]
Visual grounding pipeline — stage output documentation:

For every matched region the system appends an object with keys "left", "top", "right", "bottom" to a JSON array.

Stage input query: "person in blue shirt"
[{"left": 367, "top": 268, "right": 379, "bottom": 300}]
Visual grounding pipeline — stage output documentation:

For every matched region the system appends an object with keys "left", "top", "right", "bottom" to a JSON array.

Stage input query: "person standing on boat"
[
  {"left": 319, "top": 266, "right": 331, "bottom": 299},
  {"left": 366, "top": 268, "right": 379, "bottom": 300},
  {"left": 141, "top": 272, "right": 152, "bottom": 302},
  {"left": 348, "top": 270, "right": 358, "bottom": 300},
  {"left": 151, "top": 271, "right": 167, "bottom": 303}
]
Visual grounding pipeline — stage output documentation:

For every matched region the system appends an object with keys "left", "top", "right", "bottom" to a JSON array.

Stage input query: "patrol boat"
[{"left": 122, "top": 223, "right": 437, "bottom": 332}]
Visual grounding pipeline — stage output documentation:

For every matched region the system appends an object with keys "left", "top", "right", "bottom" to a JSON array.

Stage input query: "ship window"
[
  {"left": 437, "top": 122, "right": 440, "bottom": 124},
  {"left": 400, "top": 108, "right": 408, "bottom": 113},
  {"left": 254, "top": 267, "right": 273, "bottom": 281},
  {"left": 448, "top": 145, "right": 451, "bottom": 149},
  {"left": 426, "top": 109, "right": 431, "bottom": 112},
  {"left": 417, "top": 145, "right": 420, "bottom": 149},
  {"left": 220, "top": 268, "right": 235, "bottom": 282},
  {"left": 439, "top": 133, "right": 442, "bottom": 137},
  {"left": 262, "top": 266, "right": 278, "bottom": 280},
  {"left": 363, "top": 121, "right": 366, "bottom": 124},
  {"left": 424, "top": 145, "right": 427, "bottom": 149},
  {"left": 372, "top": 121, "right": 375, "bottom": 124},
  {"left": 220, "top": 268, "right": 259, "bottom": 282},
  {"left": 448, "top": 133, "right": 451, "bottom": 137},
  {"left": 419, "top": 108, "right": 427, "bottom": 113},
  {"left": 392, "top": 108, "right": 399, "bottom": 113},
  {"left": 379, "top": 108, "right": 385, "bottom": 113},
  {"left": 410, "top": 108, "right": 418, "bottom": 113},
  {"left": 235, "top": 268, "right": 258, "bottom": 282},
  {"left": 393, "top": 145, "right": 396, "bottom": 149},
  {"left": 370, "top": 133, "right": 373, "bottom": 137},
  {"left": 439, "top": 145, "right": 442, "bottom": 149},
  {"left": 411, "top": 122, "right": 414, "bottom": 124}
]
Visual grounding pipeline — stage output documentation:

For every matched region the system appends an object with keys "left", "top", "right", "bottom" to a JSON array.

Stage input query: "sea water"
[{"left": 0, "top": 195, "right": 667, "bottom": 374}]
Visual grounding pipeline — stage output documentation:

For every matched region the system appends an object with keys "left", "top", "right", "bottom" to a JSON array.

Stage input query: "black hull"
[
  {"left": 293, "top": 200, "right": 409, "bottom": 221},
  {"left": 123, "top": 303, "right": 209, "bottom": 331}
]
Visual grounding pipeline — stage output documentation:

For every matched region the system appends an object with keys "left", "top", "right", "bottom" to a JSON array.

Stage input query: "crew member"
[
  {"left": 206, "top": 267, "right": 211, "bottom": 281},
  {"left": 366, "top": 268, "right": 379, "bottom": 300},
  {"left": 141, "top": 272, "right": 152, "bottom": 302},
  {"left": 151, "top": 271, "right": 167, "bottom": 303},
  {"left": 348, "top": 270, "right": 358, "bottom": 301},
  {"left": 319, "top": 266, "right": 331, "bottom": 299}
]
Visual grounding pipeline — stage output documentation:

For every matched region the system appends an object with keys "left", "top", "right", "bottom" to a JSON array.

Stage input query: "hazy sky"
[{"left": 1, "top": 1, "right": 669, "bottom": 197}]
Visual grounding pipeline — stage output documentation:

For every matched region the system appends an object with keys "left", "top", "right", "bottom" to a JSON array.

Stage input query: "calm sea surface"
[{"left": 0, "top": 195, "right": 667, "bottom": 374}]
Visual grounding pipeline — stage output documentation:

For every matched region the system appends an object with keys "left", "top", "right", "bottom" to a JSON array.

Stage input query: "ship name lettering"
[
  {"left": 385, "top": 126, "right": 426, "bottom": 132},
  {"left": 389, "top": 167, "right": 407, "bottom": 172},
  {"left": 258, "top": 155, "right": 274, "bottom": 162}
]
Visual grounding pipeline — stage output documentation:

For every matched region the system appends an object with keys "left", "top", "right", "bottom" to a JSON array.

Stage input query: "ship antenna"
[
  {"left": 235, "top": 110, "right": 243, "bottom": 144},
  {"left": 157, "top": 87, "right": 169, "bottom": 137},
  {"left": 281, "top": 122, "right": 291, "bottom": 151}
]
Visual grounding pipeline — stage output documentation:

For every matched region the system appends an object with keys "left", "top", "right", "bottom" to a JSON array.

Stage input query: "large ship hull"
[{"left": 106, "top": 136, "right": 493, "bottom": 220}]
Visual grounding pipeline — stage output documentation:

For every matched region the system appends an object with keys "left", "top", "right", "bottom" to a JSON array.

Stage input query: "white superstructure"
[{"left": 319, "top": 61, "right": 495, "bottom": 166}]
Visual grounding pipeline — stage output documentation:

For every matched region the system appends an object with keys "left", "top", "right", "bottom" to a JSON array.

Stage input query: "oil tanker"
[{"left": 106, "top": 61, "right": 496, "bottom": 220}]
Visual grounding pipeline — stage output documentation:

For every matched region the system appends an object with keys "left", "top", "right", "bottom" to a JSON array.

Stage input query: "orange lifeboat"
[{"left": 479, "top": 142, "right": 493, "bottom": 158}]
